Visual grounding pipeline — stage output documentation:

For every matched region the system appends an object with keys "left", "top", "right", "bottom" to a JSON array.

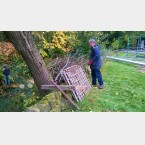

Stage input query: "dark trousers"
[{"left": 91, "top": 69, "right": 103, "bottom": 86}]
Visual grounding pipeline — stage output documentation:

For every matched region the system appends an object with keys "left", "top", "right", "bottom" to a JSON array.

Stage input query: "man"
[
  {"left": 87, "top": 39, "right": 104, "bottom": 89},
  {"left": 3, "top": 65, "right": 10, "bottom": 85}
]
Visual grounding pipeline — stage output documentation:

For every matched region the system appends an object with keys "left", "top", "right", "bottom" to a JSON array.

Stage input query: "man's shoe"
[{"left": 99, "top": 85, "right": 104, "bottom": 89}]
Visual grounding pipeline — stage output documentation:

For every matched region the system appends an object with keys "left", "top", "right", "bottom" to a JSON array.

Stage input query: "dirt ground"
[{"left": 139, "top": 67, "right": 145, "bottom": 74}]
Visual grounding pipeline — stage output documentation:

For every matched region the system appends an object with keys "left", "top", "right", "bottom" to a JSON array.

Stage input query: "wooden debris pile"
[
  {"left": 41, "top": 54, "right": 92, "bottom": 109},
  {"left": 42, "top": 65, "right": 92, "bottom": 103}
]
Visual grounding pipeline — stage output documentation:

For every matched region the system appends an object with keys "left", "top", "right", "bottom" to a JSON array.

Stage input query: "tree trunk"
[{"left": 3, "top": 31, "right": 52, "bottom": 92}]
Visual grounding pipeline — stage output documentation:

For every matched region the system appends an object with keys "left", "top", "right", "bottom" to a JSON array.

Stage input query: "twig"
[
  {"left": 47, "top": 57, "right": 59, "bottom": 69},
  {"left": 54, "top": 55, "right": 71, "bottom": 82}
]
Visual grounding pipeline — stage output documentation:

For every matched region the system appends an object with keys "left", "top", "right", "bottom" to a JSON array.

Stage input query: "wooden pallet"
[{"left": 61, "top": 65, "right": 92, "bottom": 102}]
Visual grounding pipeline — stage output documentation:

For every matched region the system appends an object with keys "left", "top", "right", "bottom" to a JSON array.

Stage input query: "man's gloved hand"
[{"left": 87, "top": 59, "right": 93, "bottom": 65}]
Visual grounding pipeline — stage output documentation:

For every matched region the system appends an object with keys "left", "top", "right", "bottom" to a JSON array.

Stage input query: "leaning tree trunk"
[{"left": 3, "top": 31, "right": 52, "bottom": 92}]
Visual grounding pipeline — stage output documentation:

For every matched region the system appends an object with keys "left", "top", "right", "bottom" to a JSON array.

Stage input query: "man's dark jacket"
[
  {"left": 89, "top": 45, "right": 102, "bottom": 70},
  {"left": 3, "top": 68, "right": 10, "bottom": 76}
]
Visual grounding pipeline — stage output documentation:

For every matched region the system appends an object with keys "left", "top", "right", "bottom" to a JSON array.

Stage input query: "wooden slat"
[
  {"left": 62, "top": 70, "right": 80, "bottom": 102},
  {"left": 41, "top": 85, "right": 87, "bottom": 91}
]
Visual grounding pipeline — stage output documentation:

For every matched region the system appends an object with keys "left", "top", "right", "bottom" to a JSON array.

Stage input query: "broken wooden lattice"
[
  {"left": 41, "top": 65, "right": 92, "bottom": 103},
  {"left": 61, "top": 65, "right": 92, "bottom": 102}
]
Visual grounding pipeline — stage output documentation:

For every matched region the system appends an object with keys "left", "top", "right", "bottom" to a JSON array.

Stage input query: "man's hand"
[{"left": 87, "top": 59, "right": 93, "bottom": 65}]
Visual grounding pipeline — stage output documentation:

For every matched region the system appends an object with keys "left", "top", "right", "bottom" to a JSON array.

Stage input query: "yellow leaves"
[
  {"left": 40, "top": 50, "right": 48, "bottom": 58},
  {"left": 52, "top": 31, "right": 69, "bottom": 50},
  {"left": 34, "top": 31, "right": 77, "bottom": 54},
  {"left": 43, "top": 41, "right": 50, "bottom": 49},
  {"left": 98, "top": 32, "right": 103, "bottom": 36},
  {"left": 61, "top": 39, "right": 65, "bottom": 45},
  {"left": 48, "top": 43, "right": 55, "bottom": 49}
]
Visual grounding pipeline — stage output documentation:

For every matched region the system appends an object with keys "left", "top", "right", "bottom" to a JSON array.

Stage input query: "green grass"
[{"left": 76, "top": 61, "right": 145, "bottom": 112}]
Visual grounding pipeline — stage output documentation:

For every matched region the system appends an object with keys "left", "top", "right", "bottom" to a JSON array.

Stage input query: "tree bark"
[{"left": 3, "top": 31, "right": 52, "bottom": 92}]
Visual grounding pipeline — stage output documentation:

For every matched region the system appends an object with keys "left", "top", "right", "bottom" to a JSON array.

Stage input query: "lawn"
[{"left": 76, "top": 60, "right": 145, "bottom": 112}]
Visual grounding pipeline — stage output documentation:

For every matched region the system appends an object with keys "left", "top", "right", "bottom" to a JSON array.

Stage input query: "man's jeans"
[
  {"left": 4, "top": 75, "right": 10, "bottom": 85},
  {"left": 91, "top": 69, "right": 103, "bottom": 86}
]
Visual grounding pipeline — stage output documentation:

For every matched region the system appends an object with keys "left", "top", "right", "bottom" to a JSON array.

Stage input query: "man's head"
[
  {"left": 89, "top": 39, "right": 96, "bottom": 47},
  {"left": 3, "top": 65, "right": 7, "bottom": 69}
]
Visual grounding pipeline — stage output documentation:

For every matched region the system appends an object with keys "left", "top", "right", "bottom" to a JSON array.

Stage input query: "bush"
[{"left": 0, "top": 72, "right": 4, "bottom": 85}]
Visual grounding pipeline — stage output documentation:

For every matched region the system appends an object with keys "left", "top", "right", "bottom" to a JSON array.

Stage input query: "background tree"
[{"left": 3, "top": 31, "right": 52, "bottom": 92}]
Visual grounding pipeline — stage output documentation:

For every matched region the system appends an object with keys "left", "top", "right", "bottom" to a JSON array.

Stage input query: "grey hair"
[{"left": 89, "top": 38, "right": 96, "bottom": 43}]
